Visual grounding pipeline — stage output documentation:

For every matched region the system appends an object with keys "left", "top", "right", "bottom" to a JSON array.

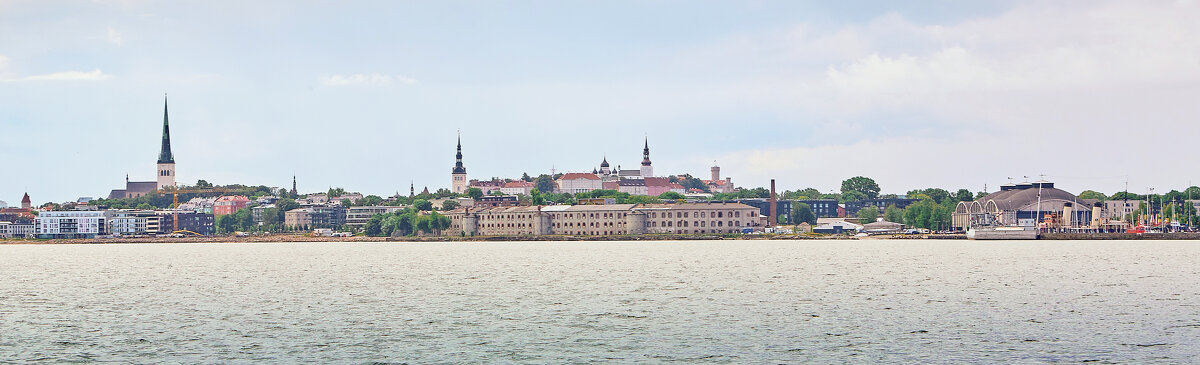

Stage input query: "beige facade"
[
  {"left": 284, "top": 208, "right": 313, "bottom": 228},
  {"left": 444, "top": 203, "right": 759, "bottom": 236}
]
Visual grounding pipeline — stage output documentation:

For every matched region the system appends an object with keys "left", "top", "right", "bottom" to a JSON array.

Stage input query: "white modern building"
[{"left": 36, "top": 210, "right": 112, "bottom": 239}]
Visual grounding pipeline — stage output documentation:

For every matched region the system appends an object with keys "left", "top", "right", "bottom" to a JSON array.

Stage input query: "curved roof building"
[{"left": 954, "top": 181, "right": 1102, "bottom": 229}]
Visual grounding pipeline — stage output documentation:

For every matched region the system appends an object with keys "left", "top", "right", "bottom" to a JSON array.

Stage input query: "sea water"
[{"left": 1, "top": 240, "right": 1197, "bottom": 363}]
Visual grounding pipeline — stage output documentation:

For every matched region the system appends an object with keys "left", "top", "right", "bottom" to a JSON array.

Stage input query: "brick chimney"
[{"left": 769, "top": 179, "right": 777, "bottom": 226}]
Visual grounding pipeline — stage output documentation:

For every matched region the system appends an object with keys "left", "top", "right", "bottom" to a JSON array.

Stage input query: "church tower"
[
  {"left": 157, "top": 95, "right": 177, "bottom": 191},
  {"left": 451, "top": 133, "right": 467, "bottom": 194},
  {"left": 640, "top": 137, "right": 653, "bottom": 178}
]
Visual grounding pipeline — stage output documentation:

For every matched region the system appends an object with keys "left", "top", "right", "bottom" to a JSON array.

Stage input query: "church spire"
[
  {"left": 158, "top": 94, "right": 175, "bottom": 164},
  {"left": 641, "top": 136, "right": 651, "bottom": 166},
  {"left": 452, "top": 132, "right": 466, "bottom": 174}
]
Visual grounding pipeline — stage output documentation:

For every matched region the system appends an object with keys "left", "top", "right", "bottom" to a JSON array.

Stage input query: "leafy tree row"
[{"left": 363, "top": 208, "right": 451, "bottom": 237}]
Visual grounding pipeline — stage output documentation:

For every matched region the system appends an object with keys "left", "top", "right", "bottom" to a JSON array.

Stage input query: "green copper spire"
[{"left": 158, "top": 95, "right": 174, "bottom": 164}]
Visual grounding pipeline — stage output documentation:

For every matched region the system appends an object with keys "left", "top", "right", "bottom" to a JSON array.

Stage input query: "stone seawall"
[
  {"left": 1041, "top": 232, "right": 1200, "bottom": 240},
  {"left": 1, "top": 233, "right": 850, "bottom": 244}
]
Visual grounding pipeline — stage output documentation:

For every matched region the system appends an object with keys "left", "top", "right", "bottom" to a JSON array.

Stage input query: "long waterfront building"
[{"left": 444, "top": 202, "right": 760, "bottom": 236}]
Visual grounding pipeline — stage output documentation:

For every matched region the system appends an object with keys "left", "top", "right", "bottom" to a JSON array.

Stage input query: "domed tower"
[
  {"left": 157, "top": 95, "right": 176, "bottom": 191},
  {"left": 451, "top": 133, "right": 467, "bottom": 194},
  {"left": 599, "top": 155, "right": 611, "bottom": 176},
  {"left": 639, "top": 137, "right": 653, "bottom": 178}
]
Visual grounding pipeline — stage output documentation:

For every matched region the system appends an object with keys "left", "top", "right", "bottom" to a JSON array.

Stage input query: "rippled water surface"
[{"left": 1, "top": 240, "right": 1198, "bottom": 363}]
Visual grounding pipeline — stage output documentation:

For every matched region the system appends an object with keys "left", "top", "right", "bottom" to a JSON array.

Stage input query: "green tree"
[
  {"left": 442, "top": 200, "right": 460, "bottom": 211},
  {"left": 658, "top": 191, "right": 686, "bottom": 200},
  {"left": 624, "top": 195, "right": 662, "bottom": 204},
  {"left": 195, "top": 179, "right": 213, "bottom": 189},
  {"left": 414, "top": 215, "right": 432, "bottom": 233},
  {"left": 677, "top": 174, "right": 709, "bottom": 193},
  {"left": 340, "top": 198, "right": 352, "bottom": 208},
  {"left": 435, "top": 188, "right": 456, "bottom": 199},
  {"left": 359, "top": 195, "right": 384, "bottom": 206},
  {"left": 530, "top": 189, "right": 545, "bottom": 206},
  {"left": 907, "top": 188, "right": 950, "bottom": 204},
  {"left": 236, "top": 209, "right": 253, "bottom": 231},
  {"left": 839, "top": 190, "right": 866, "bottom": 203},
  {"left": 791, "top": 203, "right": 817, "bottom": 225},
  {"left": 1110, "top": 191, "right": 1143, "bottom": 200},
  {"left": 841, "top": 176, "right": 881, "bottom": 199},
  {"left": 413, "top": 199, "right": 433, "bottom": 211},
  {"left": 955, "top": 188, "right": 974, "bottom": 202},
  {"left": 857, "top": 207, "right": 879, "bottom": 222},
  {"left": 216, "top": 215, "right": 237, "bottom": 234},
  {"left": 327, "top": 187, "right": 346, "bottom": 198},
  {"left": 1078, "top": 190, "right": 1108, "bottom": 201},
  {"left": 534, "top": 175, "right": 556, "bottom": 194},
  {"left": 884, "top": 204, "right": 904, "bottom": 223},
  {"left": 136, "top": 203, "right": 154, "bottom": 210},
  {"left": 521, "top": 172, "right": 533, "bottom": 182},
  {"left": 365, "top": 216, "right": 383, "bottom": 236},
  {"left": 466, "top": 188, "right": 484, "bottom": 199}
]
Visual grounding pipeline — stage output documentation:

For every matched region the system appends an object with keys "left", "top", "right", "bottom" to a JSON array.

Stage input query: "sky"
[{"left": 2, "top": 0, "right": 1199, "bottom": 205}]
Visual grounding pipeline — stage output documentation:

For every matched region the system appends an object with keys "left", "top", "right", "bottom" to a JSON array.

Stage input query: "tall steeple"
[
  {"left": 641, "top": 137, "right": 651, "bottom": 166},
  {"left": 451, "top": 132, "right": 468, "bottom": 194},
  {"left": 453, "top": 134, "right": 466, "bottom": 174},
  {"left": 158, "top": 95, "right": 174, "bottom": 164},
  {"left": 639, "top": 136, "right": 654, "bottom": 178},
  {"left": 291, "top": 175, "right": 298, "bottom": 196},
  {"left": 156, "top": 94, "right": 177, "bottom": 190}
]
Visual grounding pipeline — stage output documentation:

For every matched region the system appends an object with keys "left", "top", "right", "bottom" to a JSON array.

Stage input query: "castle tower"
[
  {"left": 21, "top": 192, "right": 31, "bottom": 209},
  {"left": 711, "top": 164, "right": 720, "bottom": 181},
  {"left": 157, "top": 95, "right": 177, "bottom": 191},
  {"left": 639, "top": 137, "right": 653, "bottom": 178},
  {"left": 451, "top": 133, "right": 467, "bottom": 194}
]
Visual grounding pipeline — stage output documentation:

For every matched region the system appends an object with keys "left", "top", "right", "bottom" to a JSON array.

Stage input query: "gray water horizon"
[{"left": 1, "top": 240, "right": 1197, "bottom": 363}]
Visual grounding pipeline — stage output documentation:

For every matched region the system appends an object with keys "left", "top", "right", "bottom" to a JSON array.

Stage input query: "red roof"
[
  {"left": 559, "top": 173, "right": 600, "bottom": 180},
  {"left": 644, "top": 177, "right": 672, "bottom": 187},
  {"left": 215, "top": 195, "right": 250, "bottom": 202}
]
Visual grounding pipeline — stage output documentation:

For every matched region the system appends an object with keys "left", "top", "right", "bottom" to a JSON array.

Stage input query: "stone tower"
[
  {"left": 451, "top": 133, "right": 467, "bottom": 194},
  {"left": 157, "top": 95, "right": 177, "bottom": 191},
  {"left": 711, "top": 164, "right": 720, "bottom": 181},
  {"left": 21, "top": 192, "right": 31, "bottom": 209},
  {"left": 639, "top": 137, "right": 653, "bottom": 178}
]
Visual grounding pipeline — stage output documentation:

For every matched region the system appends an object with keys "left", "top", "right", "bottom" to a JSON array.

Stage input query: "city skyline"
[{"left": 3, "top": 1, "right": 1200, "bottom": 203}]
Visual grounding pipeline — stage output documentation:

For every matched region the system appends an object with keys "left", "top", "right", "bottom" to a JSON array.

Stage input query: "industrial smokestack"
[{"left": 769, "top": 179, "right": 778, "bottom": 226}]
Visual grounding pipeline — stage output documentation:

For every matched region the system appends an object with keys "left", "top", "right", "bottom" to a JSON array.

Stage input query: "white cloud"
[
  {"left": 319, "top": 73, "right": 417, "bottom": 87},
  {"left": 0, "top": 55, "right": 113, "bottom": 82},
  {"left": 107, "top": 26, "right": 122, "bottom": 46},
  {"left": 667, "top": 1, "right": 1200, "bottom": 193},
  {"left": 21, "top": 69, "right": 112, "bottom": 81}
]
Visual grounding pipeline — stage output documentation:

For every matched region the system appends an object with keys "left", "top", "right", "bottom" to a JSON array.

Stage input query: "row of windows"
[
  {"left": 647, "top": 210, "right": 744, "bottom": 219},
  {"left": 646, "top": 220, "right": 743, "bottom": 228}
]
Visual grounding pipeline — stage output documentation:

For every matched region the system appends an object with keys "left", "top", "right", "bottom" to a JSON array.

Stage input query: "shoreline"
[{"left": 3, "top": 232, "right": 1199, "bottom": 244}]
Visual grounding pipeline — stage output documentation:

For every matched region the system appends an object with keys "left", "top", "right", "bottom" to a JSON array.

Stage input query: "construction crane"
[{"left": 160, "top": 187, "right": 257, "bottom": 232}]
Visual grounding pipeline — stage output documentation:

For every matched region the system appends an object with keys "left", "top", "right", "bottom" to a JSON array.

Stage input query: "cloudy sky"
[{"left": 2, "top": 0, "right": 1198, "bottom": 204}]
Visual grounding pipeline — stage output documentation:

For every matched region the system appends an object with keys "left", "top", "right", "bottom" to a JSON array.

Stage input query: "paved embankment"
[
  {"left": 1, "top": 233, "right": 851, "bottom": 244},
  {"left": 1042, "top": 232, "right": 1200, "bottom": 240}
]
